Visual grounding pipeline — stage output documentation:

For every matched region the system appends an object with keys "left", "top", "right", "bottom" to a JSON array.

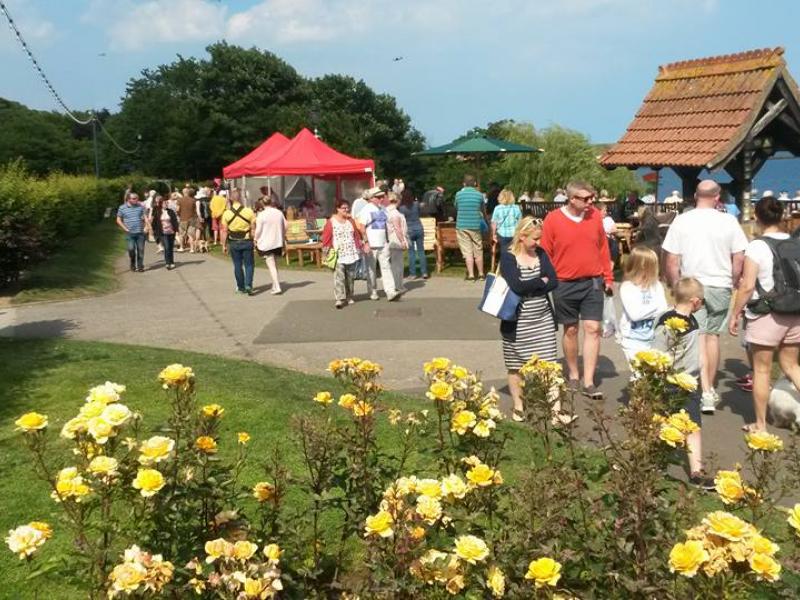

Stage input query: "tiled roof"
[{"left": 600, "top": 48, "right": 793, "bottom": 169}]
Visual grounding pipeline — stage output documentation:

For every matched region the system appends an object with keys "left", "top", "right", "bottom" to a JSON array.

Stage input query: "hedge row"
[{"left": 0, "top": 160, "right": 151, "bottom": 286}]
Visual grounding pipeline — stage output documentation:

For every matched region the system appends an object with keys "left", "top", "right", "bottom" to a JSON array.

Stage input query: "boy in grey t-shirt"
[{"left": 654, "top": 277, "right": 712, "bottom": 489}]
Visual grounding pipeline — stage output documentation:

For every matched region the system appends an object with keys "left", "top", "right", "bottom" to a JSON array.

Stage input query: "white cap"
[{"left": 761, "top": 190, "right": 775, "bottom": 199}]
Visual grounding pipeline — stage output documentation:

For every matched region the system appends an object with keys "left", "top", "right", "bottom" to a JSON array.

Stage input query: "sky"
[{"left": 3, "top": 0, "right": 800, "bottom": 147}]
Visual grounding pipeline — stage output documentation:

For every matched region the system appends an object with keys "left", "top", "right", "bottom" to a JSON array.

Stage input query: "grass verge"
[{"left": 6, "top": 220, "right": 125, "bottom": 305}]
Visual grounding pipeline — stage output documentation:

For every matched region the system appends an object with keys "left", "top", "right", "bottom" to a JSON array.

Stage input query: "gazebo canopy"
[
  {"left": 261, "top": 128, "right": 374, "bottom": 179},
  {"left": 415, "top": 135, "right": 540, "bottom": 156},
  {"left": 222, "top": 132, "right": 290, "bottom": 179},
  {"left": 600, "top": 47, "right": 800, "bottom": 206}
]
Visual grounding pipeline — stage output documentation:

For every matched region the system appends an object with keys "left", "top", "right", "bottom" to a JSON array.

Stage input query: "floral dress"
[{"left": 332, "top": 219, "right": 360, "bottom": 265}]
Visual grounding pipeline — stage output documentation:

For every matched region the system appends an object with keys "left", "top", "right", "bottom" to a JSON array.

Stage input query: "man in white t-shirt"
[
  {"left": 662, "top": 179, "right": 748, "bottom": 413},
  {"left": 356, "top": 187, "right": 399, "bottom": 301}
]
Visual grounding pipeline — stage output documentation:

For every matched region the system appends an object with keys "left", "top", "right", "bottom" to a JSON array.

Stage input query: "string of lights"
[{"left": 1, "top": 0, "right": 140, "bottom": 157}]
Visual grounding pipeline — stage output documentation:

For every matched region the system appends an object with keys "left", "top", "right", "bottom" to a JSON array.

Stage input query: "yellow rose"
[
  {"left": 472, "top": 419, "right": 494, "bottom": 438},
  {"left": 204, "top": 538, "right": 234, "bottom": 563},
  {"left": 85, "top": 381, "right": 125, "bottom": 405},
  {"left": 751, "top": 534, "right": 779, "bottom": 556},
  {"left": 86, "top": 416, "right": 115, "bottom": 444},
  {"left": 263, "top": 543, "right": 281, "bottom": 563},
  {"left": 452, "top": 365, "right": 469, "bottom": 380},
  {"left": 440, "top": 474, "right": 468, "bottom": 500},
  {"left": 395, "top": 476, "right": 418, "bottom": 496},
  {"left": 451, "top": 410, "right": 477, "bottom": 435},
  {"left": 714, "top": 470, "right": 747, "bottom": 505},
  {"left": 132, "top": 469, "right": 166, "bottom": 497},
  {"left": 749, "top": 553, "right": 781, "bottom": 582},
  {"left": 5, "top": 524, "right": 47, "bottom": 559},
  {"left": 424, "top": 357, "right": 451, "bottom": 374},
  {"left": 51, "top": 467, "right": 91, "bottom": 502},
  {"left": 138, "top": 436, "right": 174, "bottom": 465},
  {"left": 453, "top": 535, "right": 489, "bottom": 564},
  {"left": 313, "top": 391, "right": 333, "bottom": 405},
  {"left": 664, "top": 316, "right": 689, "bottom": 333},
  {"left": 426, "top": 380, "right": 454, "bottom": 402},
  {"left": 338, "top": 393, "right": 357, "bottom": 409},
  {"left": 233, "top": 540, "right": 258, "bottom": 561},
  {"left": 364, "top": 510, "right": 394, "bottom": 538},
  {"left": 252, "top": 481, "right": 275, "bottom": 502},
  {"left": 101, "top": 403, "right": 132, "bottom": 427},
  {"left": 201, "top": 403, "right": 225, "bottom": 418},
  {"left": 525, "top": 557, "right": 562, "bottom": 588},
  {"left": 703, "top": 511, "right": 751, "bottom": 542},
  {"left": 28, "top": 521, "right": 52, "bottom": 539},
  {"left": 669, "top": 540, "right": 708, "bottom": 577},
  {"left": 666, "top": 410, "right": 699, "bottom": 434},
  {"left": 88, "top": 456, "right": 119, "bottom": 477},
  {"left": 417, "top": 478, "right": 443, "bottom": 499},
  {"left": 14, "top": 412, "right": 48, "bottom": 432},
  {"left": 352, "top": 401, "right": 374, "bottom": 418},
  {"left": 745, "top": 431, "right": 784, "bottom": 452},
  {"left": 658, "top": 424, "right": 686, "bottom": 448},
  {"left": 486, "top": 565, "right": 505, "bottom": 598},
  {"left": 79, "top": 400, "right": 106, "bottom": 419},
  {"left": 787, "top": 503, "right": 800, "bottom": 535},
  {"left": 356, "top": 360, "right": 381, "bottom": 375},
  {"left": 445, "top": 574, "right": 465, "bottom": 595},
  {"left": 667, "top": 372, "right": 698, "bottom": 392},
  {"left": 195, "top": 436, "right": 218, "bottom": 454},
  {"left": 109, "top": 561, "right": 147, "bottom": 594},
  {"left": 415, "top": 495, "right": 443, "bottom": 525},
  {"left": 632, "top": 349, "right": 673, "bottom": 372},
  {"left": 466, "top": 463, "right": 498, "bottom": 487},
  {"left": 327, "top": 359, "right": 344, "bottom": 374},
  {"left": 158, "top": 363, "right": 194, "bottom": 389},
  {"left": 60, "top": 416, "right": 87, "bottom": 440},
  {"left": 243, "top": 577, "right": 266, "bottom": 598},
  {"left": 237, "top": 431, "right": 250, "bottom": 444}
]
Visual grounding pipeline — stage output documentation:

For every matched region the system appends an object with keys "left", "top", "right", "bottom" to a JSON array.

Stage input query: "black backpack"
[{"left": 748, "top": 236, "right": 800, "bottom": 315}]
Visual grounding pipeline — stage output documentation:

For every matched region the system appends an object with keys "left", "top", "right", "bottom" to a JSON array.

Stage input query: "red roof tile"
[{"left": 600, "top": 48, "right": 797, "bottom": 169}]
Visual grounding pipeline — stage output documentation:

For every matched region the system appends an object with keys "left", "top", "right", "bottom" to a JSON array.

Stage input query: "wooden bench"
[
  {"left": 435, "top": 222, "right": 494, "bottom": 273},
  {"left": 284, "top": 219, "right": 322, "bottom": 267}
]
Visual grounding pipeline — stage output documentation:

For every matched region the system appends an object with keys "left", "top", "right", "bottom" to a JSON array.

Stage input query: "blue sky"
[{"left": 3, "top": 0, "right": 800, "bottom": 146}]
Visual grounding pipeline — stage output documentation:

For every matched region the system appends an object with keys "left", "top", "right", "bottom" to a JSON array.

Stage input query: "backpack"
[{"left": 748, "top": 236, "right": 800, "bottom": 315}]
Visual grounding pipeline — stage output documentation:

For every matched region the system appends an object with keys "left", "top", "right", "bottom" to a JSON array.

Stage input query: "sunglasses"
[{"left": 572, "top": 194, "right": 595, "bottom": 202}]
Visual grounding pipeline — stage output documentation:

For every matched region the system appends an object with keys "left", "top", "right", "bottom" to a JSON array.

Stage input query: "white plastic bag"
[{"left": 601, "top": 294, "right": 617, "bottom": 338}]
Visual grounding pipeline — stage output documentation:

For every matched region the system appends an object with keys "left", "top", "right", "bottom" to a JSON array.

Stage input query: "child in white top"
[{"left": 618, "top": 246, "right": 668, "bottom": 365}]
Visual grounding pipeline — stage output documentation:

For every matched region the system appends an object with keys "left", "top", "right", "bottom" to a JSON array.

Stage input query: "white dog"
[{"left": 769, "top": 378, "right": 800, "bottom": 429}]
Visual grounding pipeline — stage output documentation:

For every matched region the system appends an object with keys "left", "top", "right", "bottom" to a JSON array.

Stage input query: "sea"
[{"left": 647, "top": 152, "right": 800, "bottom": 200}]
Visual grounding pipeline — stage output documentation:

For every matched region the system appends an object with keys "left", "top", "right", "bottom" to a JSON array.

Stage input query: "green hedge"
[{"left": 0, "top": 160, "right": 151, "bottom": 286}]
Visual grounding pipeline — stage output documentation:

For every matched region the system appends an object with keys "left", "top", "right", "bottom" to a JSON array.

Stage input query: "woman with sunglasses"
[{"left": 321, "top": 199, "right": 364, "bottom": 309}]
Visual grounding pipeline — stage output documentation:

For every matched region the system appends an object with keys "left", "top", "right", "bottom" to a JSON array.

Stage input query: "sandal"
[
  {"left": 512, "top": 409, "right": 525, "bottom": 422},
  {"left": 741, "top": 423, "right": 763, "bottom": 433}
]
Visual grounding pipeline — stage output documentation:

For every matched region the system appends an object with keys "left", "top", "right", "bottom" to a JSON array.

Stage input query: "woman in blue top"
[
  {"left": 399, "top": 190, "right": 428, "bottom": 279},
  {"left": 491, "top": 189, "right": 523, "bottom": 256}
]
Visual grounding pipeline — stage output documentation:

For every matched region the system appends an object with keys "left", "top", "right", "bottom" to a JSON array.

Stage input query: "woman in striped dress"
[{"left": 500, "top": 217, "right": 569, "bottom": 423}]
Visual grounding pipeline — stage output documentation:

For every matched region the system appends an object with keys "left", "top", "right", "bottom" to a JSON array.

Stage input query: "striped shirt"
[
  {"left": 455, "top": 187, "right": 484, "bottom": 230},
  {"left": 491, "top": 204, "right": 522, "bottom": 237},
  {"left": 117, "top": 203, "right": 145, "bottom": 234}
]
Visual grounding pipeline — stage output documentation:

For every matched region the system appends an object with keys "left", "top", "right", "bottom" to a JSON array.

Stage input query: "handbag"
[
  {"left": 322, "top": 248, "right": 338, "bottom": 270},
  {"left": 478, "top": 268, "right": 521, "bottom": 321}
]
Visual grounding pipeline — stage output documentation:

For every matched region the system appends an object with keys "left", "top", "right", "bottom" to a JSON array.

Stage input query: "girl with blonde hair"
[
  {"left": 617, "top": 245, "right": 668, "bottom": 364},
  {"left": 500, "top": 217, "right": 573, "bottom": 424},
  {"left": 491, "top": 188, "right": 522, "bottom": 255}
]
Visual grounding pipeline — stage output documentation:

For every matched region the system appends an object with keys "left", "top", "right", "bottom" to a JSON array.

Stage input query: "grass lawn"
[
  {"left": 5, "top": 220, "right": 124, "bottom": 305},
  {"left": 0, "top": 338, "right": 556, "bottom": 598}
]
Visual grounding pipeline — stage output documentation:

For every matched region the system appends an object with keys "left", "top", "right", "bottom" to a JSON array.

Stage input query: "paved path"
[{"left": 0, "top": 246, "right": 792, "bottom": 475}]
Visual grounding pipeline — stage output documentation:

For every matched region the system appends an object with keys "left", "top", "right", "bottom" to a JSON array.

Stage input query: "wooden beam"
[
  {"left": 775, "top": 78, "right": 800, "bottom": 125},
  {"left": 776, "top": 112, "right": 800, "bottom": 136},
  {"left": 747, "top": 98, "right": 788, "bottom": 141}
]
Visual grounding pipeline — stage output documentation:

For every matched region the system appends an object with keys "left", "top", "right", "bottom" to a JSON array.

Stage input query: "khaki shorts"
[
  {"left": 695, "top": 285, "right": 731, "bottom": 335},
  {"left": 457, "top": 228, "right": 482, "bottom": 260}
]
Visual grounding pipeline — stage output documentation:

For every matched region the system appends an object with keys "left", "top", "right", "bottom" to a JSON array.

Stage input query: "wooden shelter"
[{"left": 600, "top": 47, "right": 800, "bottom": 217}]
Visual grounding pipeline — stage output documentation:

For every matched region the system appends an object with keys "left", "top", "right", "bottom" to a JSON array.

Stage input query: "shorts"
[
  {"left": 745, "top": 312, "right": 800, "bottom": 347},
  {"left": 456, "top": 229, "right": 482, "bottom": 260},
  {"left": 257, "top": 247, "right": 283, "bottom": 258},
  {"left": 211, "top": 217, "right": 221, "bottom": 232},
  {"left": 695, "top": 285, "right": 731, "bottom": 335},
  {"left": 179, "top": 221, "right": 190, "bottom": 236},
  {"left": 552, "top": 277, "right": 604, "bottom": 324}
]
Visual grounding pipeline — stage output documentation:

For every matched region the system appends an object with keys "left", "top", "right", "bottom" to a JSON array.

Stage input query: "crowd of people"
[{"left": 116, "top": 175, "right": 800, "bottom": 489}]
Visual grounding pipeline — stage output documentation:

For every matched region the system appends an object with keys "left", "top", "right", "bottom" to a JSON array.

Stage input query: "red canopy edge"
[
  {"left": 259, "top": 128, "right": 374, "bottom": 178},
  {"left": 222, "top": 132, "right": 291, "bottom": 179}
]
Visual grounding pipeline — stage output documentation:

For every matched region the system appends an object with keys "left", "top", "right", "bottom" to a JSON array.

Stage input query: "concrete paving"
[{"left": 0, "top": 245, "right": 793, "bottom": 474}]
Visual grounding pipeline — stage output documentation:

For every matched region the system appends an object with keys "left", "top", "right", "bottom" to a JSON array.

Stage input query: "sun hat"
[{"left": 367, "top": 186, "right": 386, "bottom": 199}]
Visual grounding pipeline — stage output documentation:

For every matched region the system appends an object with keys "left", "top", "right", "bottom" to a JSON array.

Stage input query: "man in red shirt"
[{"left": 541, "top": 181, "right": 613, "bottom": 399}]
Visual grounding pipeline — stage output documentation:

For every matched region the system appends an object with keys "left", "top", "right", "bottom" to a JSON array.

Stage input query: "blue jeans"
[
  {"left": 162, "top": 233, "right": 175, "bottom": 266},
  {"left": 497, "top": 235, "right": 513, "bottom": 256},
  {"left": 229, "top": 239, "right": 254, "bottom": 291},
  {"left": 126, "top": 232, "right": 145, "bottom": 270},
  {"left": 407, "top": 228, "right": 427, "bottom": 276}
]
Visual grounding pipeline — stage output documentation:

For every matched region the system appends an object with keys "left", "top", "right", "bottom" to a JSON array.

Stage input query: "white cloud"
[{"left": 0, "top": 0, "right": 56, "bottom": 51}]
